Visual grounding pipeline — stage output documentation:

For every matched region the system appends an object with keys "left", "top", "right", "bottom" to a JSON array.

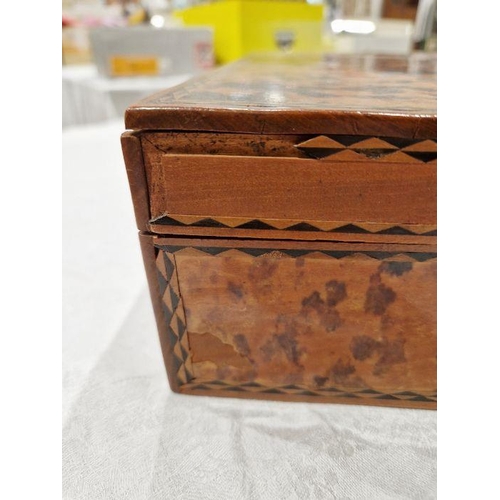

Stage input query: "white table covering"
[
  {"left": 62, "top": 65, "right": 192, "bottom": 128},
  {"left": 62, "top": 119, "right": 436, "bottom": 499}
]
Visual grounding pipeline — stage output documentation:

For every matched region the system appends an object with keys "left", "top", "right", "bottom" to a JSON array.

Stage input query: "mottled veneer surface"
[{"left": 155, "top": 244, "right": 436, "bottom": 406}]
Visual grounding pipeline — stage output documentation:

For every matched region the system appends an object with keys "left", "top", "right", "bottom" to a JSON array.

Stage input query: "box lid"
[{"left": 125, "top": 53, "right": 436, "bottom": 138}]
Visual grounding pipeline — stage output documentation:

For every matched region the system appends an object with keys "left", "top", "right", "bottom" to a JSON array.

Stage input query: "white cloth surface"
[
  {"left": 62, "top": 65, "right": 192, "bottom": 128},
  {"left": 62, "top": 120, "right": 437, "bottom": 499}
]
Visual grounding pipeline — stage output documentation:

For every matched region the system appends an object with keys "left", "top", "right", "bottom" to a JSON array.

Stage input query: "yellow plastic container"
[{"left": 174, "top": 0, "right": 324, "bottom": 64}]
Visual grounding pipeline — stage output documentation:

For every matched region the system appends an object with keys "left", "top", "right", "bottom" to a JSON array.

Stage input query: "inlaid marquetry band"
[
  {"left": 155, "top": 244, "right": 437, "bottom": 401},
  {"left": 150, "top": 215, "right": 437, "bottom": 237},
  {"left": 156, "top": 245, "right": 436, "bottom": 262},
  {"left": 295, "top": 135, "right": 437, "bottom": 162},
  {"left": 156, "top": 250, "right": 192, "bottom": 385},
  {"left": 182, "top": 380, "right": 437, "bottom": 403}
]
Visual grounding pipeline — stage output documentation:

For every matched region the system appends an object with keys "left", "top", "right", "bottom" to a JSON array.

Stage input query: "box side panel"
[
  {"left": 149, "top": 236, "right": 436, "bottom": 408},
  {"left": 121, "top": 132, "right": 150, "bottom": 232}
]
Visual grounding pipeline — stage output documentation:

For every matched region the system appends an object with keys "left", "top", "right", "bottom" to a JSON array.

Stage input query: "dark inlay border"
[
  {"left": 156, "top": 244, "right": 436, "bottom": 262},
  {"left": 151, "top": 215, "right": 437, "bottom": 237},
  {"left": 180, "top": 379, "right": 437, "bottom": 403}
]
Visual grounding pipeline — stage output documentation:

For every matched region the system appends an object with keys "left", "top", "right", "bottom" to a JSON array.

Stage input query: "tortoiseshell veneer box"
[{"left": 121, "top": 53, "right": 437, "bottom": 409}]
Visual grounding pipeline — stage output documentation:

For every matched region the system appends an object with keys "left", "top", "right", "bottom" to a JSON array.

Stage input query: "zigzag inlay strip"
[
  {"left": 155, "top": 245, "right": 437, "bottom": 262},
  {"left": 296, "top": 135, "right": 437, "bottom": 162},
  {"left": 150, "top": 215, "right": 437, "bottom": 236},
  {"left": 181, "top": 380, "right": 436, "bottom": 403},
  {"left": 156, "top": 250, "right": 193, "bottom": 385}
]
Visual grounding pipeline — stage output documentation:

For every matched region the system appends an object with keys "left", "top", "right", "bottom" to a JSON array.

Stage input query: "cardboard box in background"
[
  {"left": 62, "top": 26, "right": 93, "bottom": 65},
  {"left": 89, "top": 26, "right": 214, "bottom": 78}
]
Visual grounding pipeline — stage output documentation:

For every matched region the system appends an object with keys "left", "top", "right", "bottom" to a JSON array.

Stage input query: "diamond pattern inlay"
[
  {"left": 156, "top": 250, "right": 193, "bottom": 385},
  {"left": 150, "top": 215, "right": 437, "bottom": 237},
  {"left": 156, "top": 245, "right": 437, "bottom": 262},
  {"left": 296, "top": 135, "right": 437, "bottom": 162},
  {"left": 179, "top": 380, "right": 437, "bottom": 403},
  {"left": 350, "top": 137, "right": 398, "bottom": 150}
]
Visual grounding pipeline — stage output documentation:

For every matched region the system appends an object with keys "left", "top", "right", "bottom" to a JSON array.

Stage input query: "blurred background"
[{"left": 62, "top": 0, "right": 437, "bottom": 127}]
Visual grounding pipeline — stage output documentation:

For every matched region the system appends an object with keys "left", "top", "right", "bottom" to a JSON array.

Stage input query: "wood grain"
[
  {"left": 151, "top": 154, "right": 436, "bottom": 225},
  {"left": 181, "top": 252, "right": 436, "bottom": 394},
  {"left": 126, "top": 53, "right": 436, "bottom": 137},
  {"left": 121, "top": 132, "right": 150, "bottom": 232}
]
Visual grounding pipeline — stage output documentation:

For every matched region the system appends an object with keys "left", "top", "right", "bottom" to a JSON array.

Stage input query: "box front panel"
[
  {"left": 140, "top": 132, "right": 437, "bottom": 244},
  {"left": 153, "top": 154, "right": 436, "bottom": 224},
  {"left": 152, "top": 236, "right": 436, "bottom": 408}
]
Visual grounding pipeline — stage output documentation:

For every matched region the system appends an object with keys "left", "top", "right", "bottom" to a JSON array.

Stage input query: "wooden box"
[{"left": 121, "top": 53, "right": 437, "bottom": 409}]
